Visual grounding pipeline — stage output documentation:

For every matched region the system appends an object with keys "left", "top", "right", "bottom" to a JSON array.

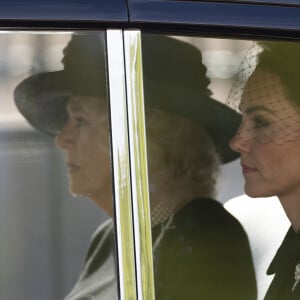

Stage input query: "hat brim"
[
  {"left": 14, "top": 71, "right": 70, "bottom": 136},
  {"left": 14, "top": 70, "right": 240, "bottom": 163}
]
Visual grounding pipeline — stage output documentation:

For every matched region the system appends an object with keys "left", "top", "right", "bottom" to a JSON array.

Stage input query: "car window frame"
[
  {"left": 1, "top": 2, "right": 300, "bottom": 298},
  {"left": 106, "top": 29, "right": 155, "bottom": 300}
]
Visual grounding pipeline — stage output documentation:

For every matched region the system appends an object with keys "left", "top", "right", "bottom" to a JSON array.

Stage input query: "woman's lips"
[{"left": 241, "top": 163, "right": 257, "bottom": 174}]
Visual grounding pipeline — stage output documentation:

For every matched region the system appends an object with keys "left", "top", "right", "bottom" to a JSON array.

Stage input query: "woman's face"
[
  {"left": 230, "top": 70, "right": 300, "bottom": 199},
  {"left": 55, "top": 95, "right": 112, "bottom": 209}
]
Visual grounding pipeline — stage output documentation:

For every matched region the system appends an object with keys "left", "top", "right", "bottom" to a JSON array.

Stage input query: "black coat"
[
  {"left": 265, "top": 226, "right": 300, "bottom": 300},
  {"left": 152, "top": 198, "right": 257, "bottom": 300},
  {"left": 65, "top": 198, "right": 257, "bottom": 299}
]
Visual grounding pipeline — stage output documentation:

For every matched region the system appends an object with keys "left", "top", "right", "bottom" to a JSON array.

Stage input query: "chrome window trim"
[
  {"left": 106, "top": 29, "right": 137, "bottom": 300},
  {"left": 124, "top": 30, "right": 155, "bottom": 300},
  {"left": 107, "top": 29, "right": 155, "bottom": 300}
]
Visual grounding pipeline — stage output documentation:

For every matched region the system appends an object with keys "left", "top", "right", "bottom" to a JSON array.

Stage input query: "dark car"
[{"left": 0, "top": 1, "right": 298, "bottom": 299}]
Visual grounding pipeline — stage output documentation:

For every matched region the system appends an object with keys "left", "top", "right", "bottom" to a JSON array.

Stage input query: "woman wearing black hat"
[{"left": 14, "top": 33, "right": 257, "bottom": 299}]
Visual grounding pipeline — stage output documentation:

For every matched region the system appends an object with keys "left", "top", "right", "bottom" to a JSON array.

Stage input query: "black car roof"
[
  {"left": 128, "top": 0, "right": 300, "bottom": 32},
  {"left": 0, "top": 0, "right": 300, "bottom": 37},
  {"left": 0, "top": 0, "right": 128, "bottom": 23}
]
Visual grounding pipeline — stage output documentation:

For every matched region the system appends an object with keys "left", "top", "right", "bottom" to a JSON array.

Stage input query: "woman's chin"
[{"left": 244, "top": 183, "right": 272, "bottom": 198}]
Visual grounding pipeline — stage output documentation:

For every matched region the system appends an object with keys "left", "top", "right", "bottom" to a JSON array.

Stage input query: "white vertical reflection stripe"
[
  {"left": 106, "top": 29, "right": 137, "bottom": 300},
  {"left": 124, "top": 31, "right": 155, "bottom": 300}
]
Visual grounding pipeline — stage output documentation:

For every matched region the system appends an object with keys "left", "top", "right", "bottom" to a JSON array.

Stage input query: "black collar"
[{"left": 267, "top": 226, "right": 300, "bottom": 275}]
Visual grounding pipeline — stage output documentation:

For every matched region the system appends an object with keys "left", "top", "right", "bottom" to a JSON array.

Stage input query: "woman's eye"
[
  {"left": 252, "top": 116, "right": 270, "bottom": 129},
  {"left": 75, "top": 117, "right": 88, "bottom": 127}
]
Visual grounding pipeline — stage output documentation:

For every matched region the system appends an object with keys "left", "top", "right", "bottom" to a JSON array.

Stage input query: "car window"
[
  {"left": 141, "top": 33, "right": 292, "bottom": 300},
  {"left": 1, "top": 28, "right": 299, "bottom": 300},
  {"left": 0, "top": 31, "right": 119, "bottom": 300}
]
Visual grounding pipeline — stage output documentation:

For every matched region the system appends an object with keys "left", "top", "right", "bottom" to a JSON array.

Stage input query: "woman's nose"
[
  {"left": 55, "top": 120, "right": 74, "bottom": 149},
  {"left": 229, "top": 125, "right": 250, "bottom": 154}
]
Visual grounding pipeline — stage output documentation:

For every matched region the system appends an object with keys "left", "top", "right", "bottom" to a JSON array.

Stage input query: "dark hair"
[{"left": 258, "top": 41, "right": 300, "bottom": 107}]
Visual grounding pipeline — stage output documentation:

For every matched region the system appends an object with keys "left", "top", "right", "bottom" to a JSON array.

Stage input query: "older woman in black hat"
[{"left": 14, "top": 33, "right": 257, "bottom": 299}]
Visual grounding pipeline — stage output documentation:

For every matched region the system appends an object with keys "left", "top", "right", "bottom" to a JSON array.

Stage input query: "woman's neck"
[
  {"left": 279, "top": 194, "right": 300, "bottom": 233},
  {"left": 91, "top": 188, "right": 113, "bottom": 217}
]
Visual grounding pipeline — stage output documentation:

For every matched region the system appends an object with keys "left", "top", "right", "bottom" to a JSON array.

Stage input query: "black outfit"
[
  {"left": 65, "top": 198, "right": 257, "bottom": 300},
  {"left": 153, "top": 198, "right": 257, "bottom": 300},
  {"left": 265, "top": 226, "right": 300, "bottom": 300}
]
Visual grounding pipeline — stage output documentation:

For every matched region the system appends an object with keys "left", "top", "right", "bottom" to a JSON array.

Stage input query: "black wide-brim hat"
[{"left": 14, "top": 33, "right": 241, "bottom": 163}]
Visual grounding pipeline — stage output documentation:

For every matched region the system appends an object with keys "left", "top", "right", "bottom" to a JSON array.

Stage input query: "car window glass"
[
  {"left": 1, "top": 29, "right": 298, "bottom": 300},
  {"left": 0, "top": 32, "right": 118, "bottom": 300},
  {"left": 141, "top": 33, "right": 290, "bottom": 300}
]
